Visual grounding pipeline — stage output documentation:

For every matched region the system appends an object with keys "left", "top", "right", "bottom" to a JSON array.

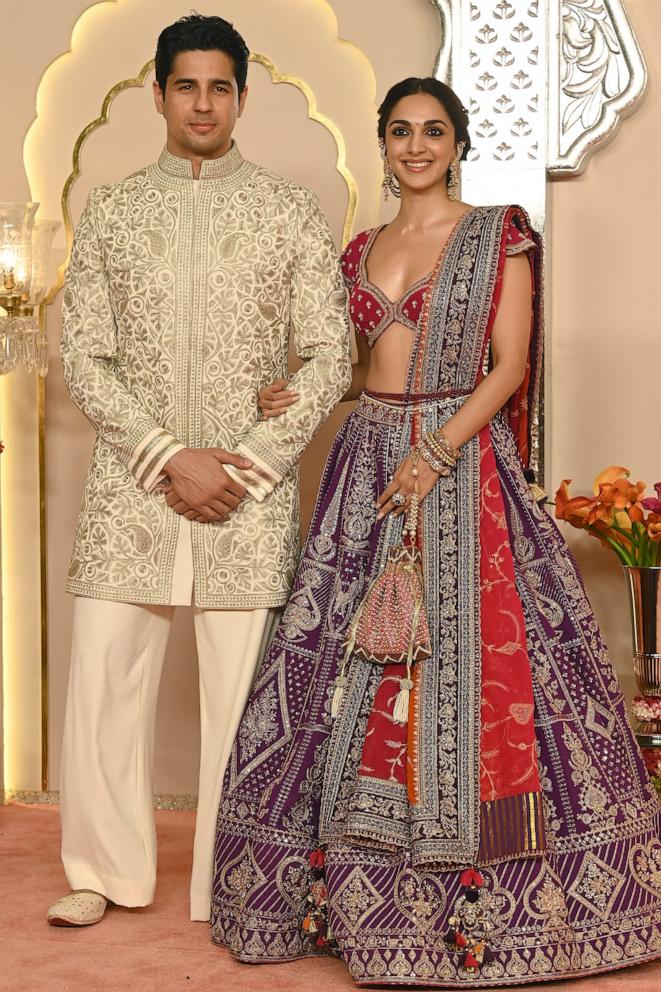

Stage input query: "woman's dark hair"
[
  {"left": 155, "top": 14, "right": 250, "bottom": 93},
  {"left": 377, "top": 77, "right": 471, "bottom": 158}
]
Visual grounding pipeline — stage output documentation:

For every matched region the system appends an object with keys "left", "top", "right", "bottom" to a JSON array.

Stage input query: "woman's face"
[{"left": 383, "top": 92, "right": 458, "bottom": 195}]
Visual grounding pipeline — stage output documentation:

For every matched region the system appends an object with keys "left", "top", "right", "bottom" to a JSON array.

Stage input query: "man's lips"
[{"left": 189, "top": 122, "right": 216, "bottom": 133}]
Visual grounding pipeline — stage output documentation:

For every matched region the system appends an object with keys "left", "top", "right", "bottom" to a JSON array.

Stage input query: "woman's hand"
[
  {"left": 258, "top": 378, "right": 299, "bottom": 419},
  {"left": 376, "top": 451, "right": 440, "bottom": 520}
]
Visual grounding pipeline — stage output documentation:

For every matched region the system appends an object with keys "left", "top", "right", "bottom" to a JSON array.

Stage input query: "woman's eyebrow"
[{"left": 389, "top": 118, "right": 449, "bottom": 127}]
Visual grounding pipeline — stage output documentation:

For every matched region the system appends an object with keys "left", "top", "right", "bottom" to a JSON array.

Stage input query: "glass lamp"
[
  {"left": 0, "top": 203, "right": 59, "bottom": 376},
  {"left": 0, "top": 202, "right": 38, "bottom": 373},
  {"left": 22, "top": 219, "right": 61, "bottom": 375}
]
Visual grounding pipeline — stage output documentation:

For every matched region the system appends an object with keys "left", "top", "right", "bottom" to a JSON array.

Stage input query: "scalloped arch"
[
  {"left": 24, "top": 0, "right": 384, "bottom": 300},
  {"left": 44, "top": 52, "right": 359, "bottom": 302}
]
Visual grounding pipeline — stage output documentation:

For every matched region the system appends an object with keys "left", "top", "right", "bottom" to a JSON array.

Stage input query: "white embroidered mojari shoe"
[{"left": 47, "top": 890, "right": 108, "bottom": 927}]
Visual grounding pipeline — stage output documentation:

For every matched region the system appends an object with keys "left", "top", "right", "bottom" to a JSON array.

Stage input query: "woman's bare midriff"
[{"left": 364, "top": 321, "right": 416, "bottom": 399}]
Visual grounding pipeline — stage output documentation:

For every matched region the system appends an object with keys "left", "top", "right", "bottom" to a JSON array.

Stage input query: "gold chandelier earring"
[
  {"left": 380, "top": 146, "right": 401, "bottom": 201},
  {"left": 447, "top": 142, "right": 465, "bottom": 201}
]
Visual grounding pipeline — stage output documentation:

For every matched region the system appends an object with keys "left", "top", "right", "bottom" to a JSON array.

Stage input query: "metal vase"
[{"left": 624, "top": 566, "right": 661, "bottom": 747}]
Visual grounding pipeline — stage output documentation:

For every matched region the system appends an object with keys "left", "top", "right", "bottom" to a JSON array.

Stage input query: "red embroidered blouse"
[{"left": 340, "top": 216, "right": 534, "bottom": 348}]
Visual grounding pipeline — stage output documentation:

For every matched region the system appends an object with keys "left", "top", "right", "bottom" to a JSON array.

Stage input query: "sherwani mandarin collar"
[{"left": 155, "top": 143, "right": 246, "bottom": 183}]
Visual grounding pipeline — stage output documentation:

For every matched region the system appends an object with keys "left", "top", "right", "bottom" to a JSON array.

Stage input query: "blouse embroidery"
[
  {"left": 341, "top": 213, "right": 534, "bottom": 347},
  {"left": 342, "top": 228, "right": 428, "bottom": 348}
]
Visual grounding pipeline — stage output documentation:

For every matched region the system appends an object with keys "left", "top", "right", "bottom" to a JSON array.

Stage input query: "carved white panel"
[
  {"left": 427, "top": 0, "right": 646, "bottom": 483},
  {"left": 458, "top": 1, "right": 545, "bottom": 168},
  {"left": 548, "top": 1, "right": 647, "bottom": 175},
  {"left": 437, "top": 0, "right": 549, "bottom": 228},
  {"left": 430, "top": 1, "right": 647, "bottom": 181}
]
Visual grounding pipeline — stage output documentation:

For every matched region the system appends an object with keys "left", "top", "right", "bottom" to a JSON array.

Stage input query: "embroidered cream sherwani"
[{"left": 62, "top": 145, "right": 352, "bottom": 608}]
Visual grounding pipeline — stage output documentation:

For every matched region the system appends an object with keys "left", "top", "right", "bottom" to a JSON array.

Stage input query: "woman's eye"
[
  {"left": 427, "top": 128, "right": 443, "bottom": 137},
  {"left": 392, "top": 127, "right": 409, "bottom": 137}
]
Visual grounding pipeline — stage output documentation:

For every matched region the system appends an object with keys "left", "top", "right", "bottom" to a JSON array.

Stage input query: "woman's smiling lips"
[{"left": 402, "top": 159, "right": 433, "bottom": 172}]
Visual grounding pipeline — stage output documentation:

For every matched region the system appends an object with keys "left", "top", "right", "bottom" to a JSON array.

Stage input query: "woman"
[{"left": 210, "top": 78, "right": 661, "bottom": 985}]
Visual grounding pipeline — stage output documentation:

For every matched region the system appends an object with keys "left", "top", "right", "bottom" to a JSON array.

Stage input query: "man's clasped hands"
[{"left": 163, "top": 447, "right": 251, "bottom": 523}]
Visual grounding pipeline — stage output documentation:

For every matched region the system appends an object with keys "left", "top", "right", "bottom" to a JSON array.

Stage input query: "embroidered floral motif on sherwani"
[
  {"left": 62, "top": 144, "right": 351, "bottom": 608},
  {"left": 211, "top": 206, "right": 661, "bottom": 985}
]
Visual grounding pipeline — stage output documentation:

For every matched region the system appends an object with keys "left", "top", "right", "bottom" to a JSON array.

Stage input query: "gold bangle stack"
[
  {"left": 433, "top": 427, "right": 461, "bottom": 461},
  {"left": 416, "top": 427, "right": 462, "bottom": 477}
]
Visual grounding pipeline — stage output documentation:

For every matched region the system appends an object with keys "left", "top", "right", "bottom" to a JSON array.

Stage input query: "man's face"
[{"left": 153, "top": 49, "right": 247, "bottom": 160}]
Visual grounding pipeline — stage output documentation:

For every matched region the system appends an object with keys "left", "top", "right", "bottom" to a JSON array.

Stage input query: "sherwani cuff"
[
  {"left": 129, "top": 428, "right": 185, "bottom": 492},
  {"left": 224, "top": 443, "right": 283, "bottom": 502}
]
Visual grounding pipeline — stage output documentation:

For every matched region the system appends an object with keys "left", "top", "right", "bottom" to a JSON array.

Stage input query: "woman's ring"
[{"left": 391, "top": 491, "right": 406, "bottom": 507}]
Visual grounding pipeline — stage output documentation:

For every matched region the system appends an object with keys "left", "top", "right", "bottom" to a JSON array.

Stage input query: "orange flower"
[
  {"left": 592, "top": 468, "right": 646, "bottom": 528},
  {"left": 554, "top": 480, "right": 597, "bottom": 529},
  {"left": 647, "top": 514, "right": 661, "bottom": 543},
  {"left": 592, "top": 466, "right": 630, "bottom": 494},
  {"left": 586, "top": 501, "right": 614, "bottom": 527},
  {"left": 555, "top": 468, "right": 661, "bottom": 566}
]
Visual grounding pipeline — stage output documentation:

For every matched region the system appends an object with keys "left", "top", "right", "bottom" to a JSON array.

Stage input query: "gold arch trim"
[
  {"left": 47, "top": 58, "right": 154, "bottom": 304},
  {"left": 48, "top": 51, "right": 357, "bottom": 303}
]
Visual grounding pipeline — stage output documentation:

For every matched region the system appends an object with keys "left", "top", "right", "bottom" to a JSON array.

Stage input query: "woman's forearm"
[{"left": 440, "top": 363, "right": 526, "bottom": 449}]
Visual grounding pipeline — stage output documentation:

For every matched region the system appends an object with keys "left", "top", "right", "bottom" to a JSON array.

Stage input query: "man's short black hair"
[{"left": 155, "top": 14, "right": 249, "bottom": 92}]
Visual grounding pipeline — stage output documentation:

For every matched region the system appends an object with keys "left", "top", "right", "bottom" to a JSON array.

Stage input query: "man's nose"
[{"left": 194, "top": 89, "right": 212, "bottom": 112}]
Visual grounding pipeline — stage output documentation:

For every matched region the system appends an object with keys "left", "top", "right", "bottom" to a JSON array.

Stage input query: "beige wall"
[
  {"left": 0, "top": 0, "right": 656, "bottom": 795},
  {"left": 549, "top": 0, "right": 661, "bottom": 702}
]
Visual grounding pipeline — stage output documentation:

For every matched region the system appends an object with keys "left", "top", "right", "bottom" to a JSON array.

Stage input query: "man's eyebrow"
[
  {"left": 172, "top": 77, "right": 233, "bottom": 86},
  {"left": 389, "top": 118, "right": 449, "bottom": 127}
]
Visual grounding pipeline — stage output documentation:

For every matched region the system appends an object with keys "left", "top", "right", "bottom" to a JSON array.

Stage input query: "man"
[{"left": 48, "top": 14, "right": 351, "bottom": 928}]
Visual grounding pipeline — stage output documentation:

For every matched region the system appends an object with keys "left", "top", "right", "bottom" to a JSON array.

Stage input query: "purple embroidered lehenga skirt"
[{"left": 211, "top": 207, "right": 661, "bottom": 986}]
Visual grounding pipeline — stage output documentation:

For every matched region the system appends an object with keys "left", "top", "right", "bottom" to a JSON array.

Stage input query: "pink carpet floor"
[{"left": 1, "top": 803, "right": 659, "bottom": 992}]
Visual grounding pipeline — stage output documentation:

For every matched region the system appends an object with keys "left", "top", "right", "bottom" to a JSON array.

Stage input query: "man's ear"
[
  {"left": 153, "top": 79, "right": 165, "bottom": 116},
  {"left": 237, "top": 86, "right": 249, "bottom": 119}
]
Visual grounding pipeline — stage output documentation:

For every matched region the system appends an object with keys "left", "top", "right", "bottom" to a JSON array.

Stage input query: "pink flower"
[{"left": 641, "top": 482, "right": 661, "bottom": 515}]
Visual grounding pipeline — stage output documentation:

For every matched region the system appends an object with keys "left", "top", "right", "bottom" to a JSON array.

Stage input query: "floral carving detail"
[{"left": 561, "top": 1, "right": 624, "bottom": 134}]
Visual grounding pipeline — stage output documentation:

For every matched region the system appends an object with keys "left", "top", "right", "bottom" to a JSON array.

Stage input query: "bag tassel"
[
  {"left": 392, "top": 670, "right": 414, "bottom": 724},
  {"left": 330, "top": 672, "right": 347, "bottom": 719},
  {"left": 391, "top": 593, "right": 423, "bottom": 724}
]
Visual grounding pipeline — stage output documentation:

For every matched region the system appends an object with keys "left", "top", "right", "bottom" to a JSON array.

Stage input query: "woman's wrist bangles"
[{"left": 415, "top": 427, "right": 462, "bottom": 476}]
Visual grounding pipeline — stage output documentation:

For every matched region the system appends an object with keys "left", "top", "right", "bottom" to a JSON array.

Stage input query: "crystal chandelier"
[{"left": 0, "top": 202, "right": 60, "bottom": 376}]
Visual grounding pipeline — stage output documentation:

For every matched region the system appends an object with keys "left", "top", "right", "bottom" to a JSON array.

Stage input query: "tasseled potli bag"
[{"left": 331, "top": 474, "right": 431, "bottom": 724}]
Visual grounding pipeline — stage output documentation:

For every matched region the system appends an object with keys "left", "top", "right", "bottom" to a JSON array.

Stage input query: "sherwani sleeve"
[
  {"left": 61, "top": 191, "right": 184, "bottom": 492},
  {"left": 227, "top": 190, "right": 352, "bottom": 501}
]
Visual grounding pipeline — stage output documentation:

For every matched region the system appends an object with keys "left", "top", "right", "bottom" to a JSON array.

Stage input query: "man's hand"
[{"left": 163, "top": 448, "right": 251, "bottom": 522}]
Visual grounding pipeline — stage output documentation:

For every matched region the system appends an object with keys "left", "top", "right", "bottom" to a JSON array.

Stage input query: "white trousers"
[{"left": 59, "top": 597, "right": 276, "bottom": 921}]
